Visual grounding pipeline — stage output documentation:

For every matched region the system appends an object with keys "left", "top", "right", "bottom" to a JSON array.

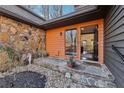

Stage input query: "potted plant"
[{"left": 67, "top": 56, "right": 76, "bottom": 68}]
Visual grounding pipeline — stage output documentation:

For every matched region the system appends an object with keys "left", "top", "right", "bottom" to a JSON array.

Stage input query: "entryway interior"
[{"left": 80, "top": 25, "right": 98, "bottom": 62}]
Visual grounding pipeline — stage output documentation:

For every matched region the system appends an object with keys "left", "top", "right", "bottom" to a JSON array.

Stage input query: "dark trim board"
[
  {"left": 0, "top": 11, "right": 40, "bottom": 28},
  {"left": 0, "top": 5, "right": 109, "bottom": 30},
  {"left": 40, "top": 6, "right": 108, "bottom": 30},
  {"left": 0, "top": 5, "right": 45, "bottom": 28},
  {"left": 17, "top": 5, "right": 46, "bottom": 21}
]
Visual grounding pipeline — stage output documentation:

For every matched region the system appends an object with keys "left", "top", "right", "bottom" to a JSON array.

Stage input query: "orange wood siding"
[
  {"left": 46, "top": 28, "right": 65, "bottom": 58},
  {"left": 46, "top": 19, "right": 104, "bottom": 64}
]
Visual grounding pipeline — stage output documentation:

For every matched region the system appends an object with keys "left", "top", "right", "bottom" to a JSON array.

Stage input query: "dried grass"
[
  {"left": 0, "top": 61, "right": 24, "bottom": 73},
  {"left": 0, "top": 45, "right": 23, "bottom": 73},
  {"left": 0, "top": 51, "right": 23, "bottom": 73}
]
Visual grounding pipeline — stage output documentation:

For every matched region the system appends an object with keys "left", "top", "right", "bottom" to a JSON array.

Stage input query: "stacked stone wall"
[{"left": 0, "top": 16, "right": 46, "bottom": 57}]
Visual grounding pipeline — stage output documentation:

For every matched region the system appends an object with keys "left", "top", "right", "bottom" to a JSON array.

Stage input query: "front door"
[{"left": 80, "top": 25, "right": 98, "bottom": 61}]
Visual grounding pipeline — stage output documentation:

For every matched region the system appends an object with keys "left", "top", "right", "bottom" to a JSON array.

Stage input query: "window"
[{"left": 65, "top": 29, "right": 77, "bottom": 55}]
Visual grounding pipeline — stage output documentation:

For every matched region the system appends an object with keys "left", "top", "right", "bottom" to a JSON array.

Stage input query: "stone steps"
[
  {"left": 70, "top": 71, "right": 116, "bottom": 88},
  {"left": 34, "top": 58, "right": 117, "bottom": 88}
]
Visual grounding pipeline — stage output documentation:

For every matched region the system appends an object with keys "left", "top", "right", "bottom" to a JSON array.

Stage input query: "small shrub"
[
  {"left": 67, "top": 56, "right": 76, "bottom": 68},
  {"left": 0, "top": 61, "right": 23, "bottom": 73},
  {"left": 67, "top": 56, "right": 75, "bottom": 64},
  {"left": 6, "top": 46, "right": 15, "bottom": 62},
  {"left": 0, "top": 51, "right": 9, "bottom": 64},
  {"left": 0, "top": 45, "right": 22, "bottom": 72},
  {"left": 0, "top": 45, "right": 21, "bottom": 62}
]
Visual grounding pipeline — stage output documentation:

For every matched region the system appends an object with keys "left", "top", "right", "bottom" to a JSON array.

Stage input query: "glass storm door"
[{"left": 80, "top": 25, "right": 98, "bottom": 61}]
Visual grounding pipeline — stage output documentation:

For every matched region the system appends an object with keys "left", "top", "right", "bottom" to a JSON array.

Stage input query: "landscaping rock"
[
  {"left": 33, "top": 57, "right": 116, "bottom": 88},
  {"left": 21, "top": 53, "right": 32, "bottom": 65},
  {"left": 72, "top": 73, "right": 81, "bottom": 80},
  {"left": 0, "top": 71, "right": 47, "bottom": 88},
  {"left": 0, "top": 57, "right": 117, "bottom": 88},
  {"left": 65, "top": 72, "right": 72, "bottom": 79},
  {"left": 96, "top": 80, "right": 116, "bottom": 88},
  {"left": 58, "top": 66, "right": 67, "bottom": 72}
]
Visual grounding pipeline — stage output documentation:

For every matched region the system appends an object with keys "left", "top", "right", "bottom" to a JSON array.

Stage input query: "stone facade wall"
[{"left": 0, "top": 16, "right": 46, "bottom": 57}]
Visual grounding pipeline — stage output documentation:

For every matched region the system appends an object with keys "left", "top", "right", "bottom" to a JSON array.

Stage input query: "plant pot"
[{"left": 67, "top": 63, "right": 75, "bottom": 68}]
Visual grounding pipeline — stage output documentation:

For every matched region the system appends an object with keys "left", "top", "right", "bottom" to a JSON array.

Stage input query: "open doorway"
[{"left": 80, "top": 25, "right": 98, "bottom": 62}]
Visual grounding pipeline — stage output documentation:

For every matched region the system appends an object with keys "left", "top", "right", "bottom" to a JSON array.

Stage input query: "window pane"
[{"left": 65, "top": 29, "right": 77, "bottom": 55}]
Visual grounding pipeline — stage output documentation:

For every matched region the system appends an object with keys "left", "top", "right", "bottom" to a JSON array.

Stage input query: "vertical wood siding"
[{"left": 104, "top": 5, "right": 124, "bottom": 87}]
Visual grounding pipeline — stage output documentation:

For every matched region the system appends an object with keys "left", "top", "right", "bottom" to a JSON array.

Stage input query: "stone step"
[
  {"left": 34, "top": 58, "right": 116, "bottom": 87},
  {"left": 34, "top": 59, "right": 114, "bottom": 81},
  {"left": 70, "top": 72, "right": 116, "bottom": 88},
  {"left": 70, "top": 62, "right": 115, "bottom": 81}
]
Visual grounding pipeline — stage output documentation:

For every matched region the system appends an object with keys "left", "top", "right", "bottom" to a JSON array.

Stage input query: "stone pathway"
[
  {"left": 0, "top": 57, "right": 117, "bottom": 88},
  {"left": 34, "top": 57, "right": 116, "bottom": 88}
]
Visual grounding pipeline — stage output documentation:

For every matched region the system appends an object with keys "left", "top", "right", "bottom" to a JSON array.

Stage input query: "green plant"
[
  {"left": 6, "top": 46, "right": 15, "bottom": 62},
  {"left": 67, "top": 56, "right": 76, "bottom": 68},
  {"left": 0, "top": 45, "right": 6, "bottom": 52},
  {"left": 0, "top": 45, "right": 22, "bottom": 72},
  {"left": 67, "top": 56, "right": 75, "bottom": 64},
  {"left": 0, "top": 45, "right": 20, "bottom": 62},
  {"left": 0, "top": 59, "right": 23, "bottom": 73}
]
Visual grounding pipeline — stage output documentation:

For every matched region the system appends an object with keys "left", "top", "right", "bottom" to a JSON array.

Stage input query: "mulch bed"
[{"left": 0, "top": 71, "right": 47, "bottom": 88}]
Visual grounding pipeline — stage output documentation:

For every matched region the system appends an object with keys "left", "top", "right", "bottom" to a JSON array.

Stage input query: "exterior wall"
[
  {"left": 104, "top": 5, "right": 124, "bottom": 87},
  {"left": 46, "top": 19, "right": 104, "bottom": 64},
  {"left": 0, "top": 16, "right": 46, "bottom": 57}
]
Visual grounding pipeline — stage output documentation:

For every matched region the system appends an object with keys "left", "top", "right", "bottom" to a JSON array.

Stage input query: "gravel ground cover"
[
  {"left": 0, "top": 57, "right": 117, "bottom": 88},
  {"left": 0, "top": 64, "right": 87, "bottom": 88},
  {"left": 0, "top": 71, "right": 47, "bottom": 88}
]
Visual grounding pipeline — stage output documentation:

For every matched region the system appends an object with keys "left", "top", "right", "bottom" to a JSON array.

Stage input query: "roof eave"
[
  {"left": 0, "top": 5, "right": 45, "bottom": 28},
  {"left": 40, "top": 6, "right": 103, "bottom": 30},
  {"left": 41, "top": 5, "right": 98, "bottom": 25}
]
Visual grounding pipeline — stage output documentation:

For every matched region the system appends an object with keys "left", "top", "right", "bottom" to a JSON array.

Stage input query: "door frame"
[
  {"left": 62, "top": 19, "right": 103, "bottom": 64},
  {"left": 80, "top": 33, "right": 98, "bottom": 63},
  {"left": 77, "top": 19, "right": 104, "bottom": 64}
]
